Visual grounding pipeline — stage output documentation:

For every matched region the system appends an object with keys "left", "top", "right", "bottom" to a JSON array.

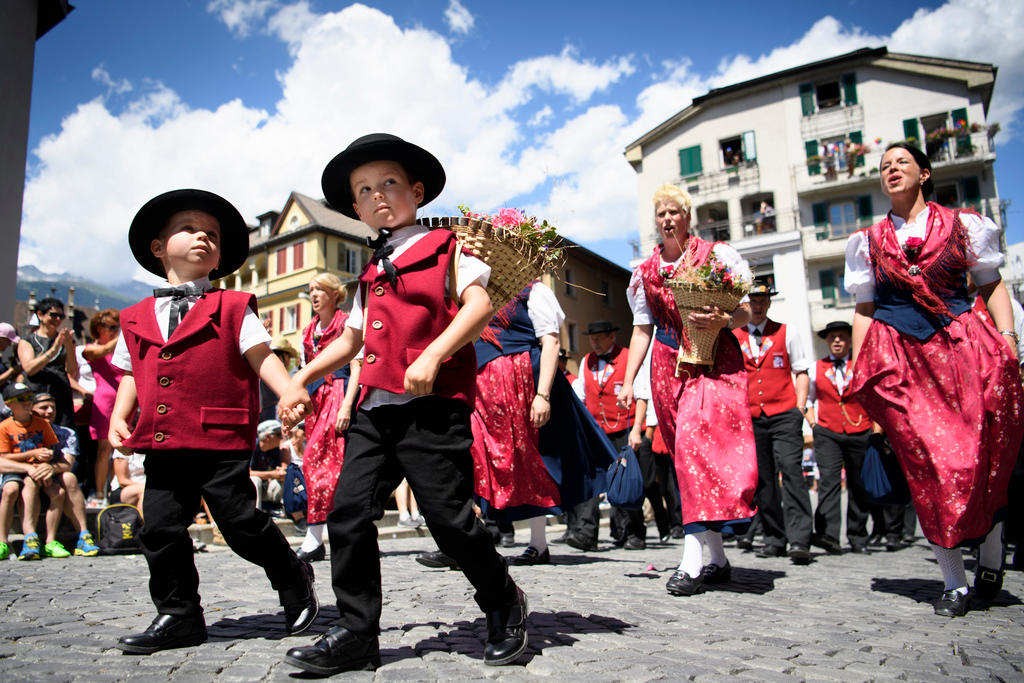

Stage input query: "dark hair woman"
[
  {"left": 17, "top": 297, "right": 78, "bottom": 427},
  {"left": 844, "top": 142, "right": 1023, "bottom": 617}
]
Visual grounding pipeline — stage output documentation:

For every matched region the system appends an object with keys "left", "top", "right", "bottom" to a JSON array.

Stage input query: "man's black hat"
[
  {"left": 582, "top": 320, "right": 619, "bottom": 336},
  {"left": 321, "top": 133, "right": 446, "bottom": 219},
  {"left": 129, "top": 189, "right": 248, "bottom": 279},
  {"left": 748, "top": 277, "right": 778, "bottom": 297},
  {"left": 817, "top": 320, "right": 853, "bottom": 339}
]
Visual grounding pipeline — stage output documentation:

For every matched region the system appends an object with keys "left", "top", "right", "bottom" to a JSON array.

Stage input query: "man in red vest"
[
  {"left": 805, "top": 321, "right": 872, "bottom": 554},
  {"left": 733, "top": 279, "right": 814, "bottom": 564},
  {"left": 571, "top": 321, "right": 642, "bottom": 549}
]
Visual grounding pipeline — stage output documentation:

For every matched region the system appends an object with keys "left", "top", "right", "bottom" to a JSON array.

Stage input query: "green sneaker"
[
  {"left": 43, "top": 540, "right": 71, "bottom": 558},
  {"left": 18, "top": 533, "right": 41, "bottom": 560},
  {"left": 0, "top": 542, "right": 8, "bottom": 560},
  {"left": 75, "top": 531, "right": 100, "bottom": 557}
]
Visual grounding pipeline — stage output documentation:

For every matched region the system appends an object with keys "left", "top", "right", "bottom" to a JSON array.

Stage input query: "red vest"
[
  {"left": 120, "top": 290, "right": 259, "bottom": 452},
  {"left": 814, "top": 358, "right": 870, "bottom": 434},
  {"left": 582, "top": 345, "right": 634, "bottom": 434},
  {"left": 733, "top": 320, "right": 797, "bottom": 418},
  {"left": 358, "top": 229, "right": 476, "bottom": 407}
]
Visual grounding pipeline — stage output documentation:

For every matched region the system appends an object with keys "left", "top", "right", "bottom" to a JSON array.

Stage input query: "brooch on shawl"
[{"left": 902, "top": 236, "right": 925, "bottom": 276}]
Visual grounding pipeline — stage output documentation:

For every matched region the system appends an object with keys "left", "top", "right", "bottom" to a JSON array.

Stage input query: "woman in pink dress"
[
  {"left": 618, "top": 184, "right": 758, "bottom": 597},
  {"left": 82, "top": 309, "right": 124, "bottom": 506},
  {"left": 845, "top": 142, "right": 1023, "bottom": 617},
  {"left": 297, "top": 273, "right": 361, "bottom": 562}
]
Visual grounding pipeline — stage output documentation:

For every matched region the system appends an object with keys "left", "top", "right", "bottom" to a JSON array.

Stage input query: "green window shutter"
[
  {"left": 819, "top": 269, "right": 836, "bottom": 300},
  {"left": 963, "top": 176, "right": 981, "bottom": 203},
  {"left": 841, "top": 72, "right": 858, "bottom": 105},
  {"left": 805, "top": 139, "right": 820, "bottom": 175},
  {"left": 799, "top": 83, "right": 815, "bottom": 115},
  {"left": 679, "top": 145, "right": 702, "bottom": 177},
  {"left": 903, "top": 118, "right": 921, "bottom": 147},
  {"left": 857, "top": 195, "right": 874, "bottom": 225},
  {"left": 951, "top": 108, "right": 969, "bottom": 130},
  {"left": 951, "top": 108, "right": 973, "bottom": 155},
  {"left": 812, "top": 202, "right": 828, "bottom": 240},
  {"left": 849, "top": 130, "right": 865, "bottom": 167},
  {"left": 742, "top": 130, "right": 756, "bottom": 161}
]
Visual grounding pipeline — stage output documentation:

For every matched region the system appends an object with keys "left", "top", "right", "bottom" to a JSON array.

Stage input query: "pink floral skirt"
[
  {"left": 302, "top": 375, "right": 347, "bottom": 525},
  {"left": 850, "top": 312, "right": 1024, "bottom": 548},
  {"left": 650, "top": 333, "right": 757, "bottom": 524},
  {"left": 470, "top": 353, "right": 561, "bottom": 511}
]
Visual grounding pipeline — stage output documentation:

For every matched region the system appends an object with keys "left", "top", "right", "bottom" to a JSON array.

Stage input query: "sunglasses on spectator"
[
  {"left": 5, "top": 395, "right": 35, "bottom": 404},
  {"left": 44, "top": 311, "right": 65, "bottom": 320},
  {"left": 100, "top": 323, "right": 119, "bottom": 330}
]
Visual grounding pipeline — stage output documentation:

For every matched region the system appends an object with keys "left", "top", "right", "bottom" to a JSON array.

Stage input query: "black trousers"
[
  {"left": 141, "top": 449, "right": 305, "bottom": 618},
  {"left": 811, "top": 425, "right": 870, "bottom": 547},
  {"left": 635, "top": 436, "right": 672, "bottom": 538},
  {"left": 327, "top": 398, "right": 517, "bottom": 636},
  {"left": 652, "top": 446, "right": 684, "bottom": 532},
  {"left": 751, "top": 409, "right": 812, "bottom": 550}
]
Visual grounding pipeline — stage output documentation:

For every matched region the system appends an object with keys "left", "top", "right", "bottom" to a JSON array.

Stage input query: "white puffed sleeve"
[
  {"left": 525, "top": 282, "right": 565, "bottom": 337},
  {"left": 843, "top": 231, "right": 875, "bottom": 304},
  {"left": 964, "top": 213, "right": 1005, "bottom": 287},
  {"left": 626, "top": 268, "right": 652, "bottom": 326}
]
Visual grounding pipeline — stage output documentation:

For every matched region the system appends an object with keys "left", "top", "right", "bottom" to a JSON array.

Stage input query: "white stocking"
[
  {"left": 978, "top": 522, "right": 1004, "bottom": 570},
  {"left": 931, "top": 543, "right": 968, "bottom": 593},
  {"left": 301, "top": 523, "right": 325, "bottom": 553},
  {"left": 679, "top": 532, "right": 706, "bottom": 577},
  {"left": 705, "top": 530, "right": 728, "bottom": 567},
  {"left": 529, "top": 517, "right": 548, "bottom": 553}
]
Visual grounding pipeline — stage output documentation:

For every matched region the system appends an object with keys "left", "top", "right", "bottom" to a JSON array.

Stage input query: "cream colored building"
[{"left": 624, "top": 47, "right": 1002, "bottom": 356}]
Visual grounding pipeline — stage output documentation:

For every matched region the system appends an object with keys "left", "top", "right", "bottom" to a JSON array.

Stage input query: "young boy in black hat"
[
  {"left": 108, "top": 189, "right": 318, "bottom": 654},
  {"left": 278, "top": 134, "right": 528, "bottom": 674}
]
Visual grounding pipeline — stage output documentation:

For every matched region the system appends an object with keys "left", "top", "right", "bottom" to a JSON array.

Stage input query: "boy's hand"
[
  {"left": 404, "top": 351, "right": 441, "bottom": 396},
  {"left": 278, "top": 381, "right": 312, "bottom": 425},
  {"left": 109, "top": 417, "right": 134, "bottom": 455},
  {"left": 29, "top": 463, "right": 55, "bottom": 483}
]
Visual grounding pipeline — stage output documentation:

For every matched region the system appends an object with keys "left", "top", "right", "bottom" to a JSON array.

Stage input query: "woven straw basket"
[
  {"left": 665, "top": 281, "right": 745, "bottom": 366},
  {"left": 419, "top": 216, "right": 559, "bottom": 313}
]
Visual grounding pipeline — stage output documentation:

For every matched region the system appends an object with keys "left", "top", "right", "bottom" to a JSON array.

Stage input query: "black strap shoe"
[
  {"left": 280, "top": 561, "right": 319, "bottom": 635},
  {"left": 296, "top": 544, "right": 326, "bottom": 562},
  {"left": 700, "top": 562, "right": 732, "bottom": 585},
  {"left": 933, "top": 589, "right": 970, "bottom": 617},
  {"left": 284, "top": 626, "right": 380, "bottom": 675},
  {"left": 483, "top": 587, "right": 529, "bottom": 666},
  {"left": 666, "top": 569, "right": 703, "bottom": 596},
  {"left": 118, "top": 614, "right": 207, "bottom": 655},
  {"left": 974, "top": 566, "right": 1003, "bottom": 602},
  {"left": 508, "top": 546, "right": 550, "bottom": 566}
]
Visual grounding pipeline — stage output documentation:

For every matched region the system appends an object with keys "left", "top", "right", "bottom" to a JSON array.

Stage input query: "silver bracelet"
[{"left": 1000, "top": 330, "right": 1020, "bottom": 344}]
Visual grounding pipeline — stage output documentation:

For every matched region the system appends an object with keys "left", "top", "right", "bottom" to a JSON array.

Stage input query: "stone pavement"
[{"left": 1, "top": 529, "right": 1022, "bottom": 682}]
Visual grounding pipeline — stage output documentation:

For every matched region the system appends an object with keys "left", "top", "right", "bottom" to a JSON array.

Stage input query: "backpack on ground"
[{"left": 96, "top": 503, "right": 143, "bottom": 555}]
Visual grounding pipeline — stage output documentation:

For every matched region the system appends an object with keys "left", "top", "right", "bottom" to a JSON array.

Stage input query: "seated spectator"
[
  {"left": 0, "top": 322, "right": 22, "bottom": 394},
  {"left": 31, "top": 392, "right": 100, "bottom": 556},
  {"left": 109, "top": 450, "right": 146, "bottom": 513},
  {"left": 250, "top": 420, "right": 288, "bottom": 514},
  {"left": 0, "top": 382, "right": 66, "bottom": 560},
  {"left": 17, "top": 297, "right": 78, "bottom": 428}
]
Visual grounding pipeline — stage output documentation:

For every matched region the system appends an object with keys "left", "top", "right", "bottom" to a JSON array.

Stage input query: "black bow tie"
[
  {"left": 153, "top": 285, "right": 207, "bottom": 337},
  {"left": 751, "top": 328, "right": 762, "bottom": 341},
  {"left": 366, "top": 229, "right": 398, "bottom": 286},
  {"left": 833, "top": 358, "right": 845, "bottom": 370},
  {"left": 598, "top": 352, "right": 614, "bottom": 362},
  {"left": 153, "top": 285, "right": 205, "bottom": 299}
]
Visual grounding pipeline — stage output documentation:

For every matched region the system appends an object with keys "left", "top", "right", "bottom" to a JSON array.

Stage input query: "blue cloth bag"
[
  {"left": 605, "top": 444, "right": 645, "bottom": 509},
  {"left": 860, "top": 433, "right": 911, "bottom": 505},
  {"left": 282, "top": 462, "right": 308, "bottom": 516}
]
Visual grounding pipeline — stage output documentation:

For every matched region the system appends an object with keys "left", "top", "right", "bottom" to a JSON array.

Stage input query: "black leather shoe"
[
  {"left": 500, "top": 532, "right": 516, "bottom": 548},
  {"left": 508, "top": 546, "right": 550, "bottom": 566},
  {"left": 118, "top": 614, "right": 207, "bottom": 654},
  {"left": 297, "top": 544, "right": 325, "bottom": 562},
  {"left": 564, "top": 532, "right": 597, "bottom": 552},
  {"left": 670, "top": 526, "right": 685, "bottom": 539},
  {"left": 284, "top": 626, "right": 380, "bottom": 675},
  {"left": 700, "top": 562, "right": 732, "bottom": 584},
  {"left": 789, "top": 546, "right": 812, "bottom": 565},
  {"left": 849, "top": 543, "right": 867, "bottom": 554},
  {"left": 281, "top": 561, "right": 319, "bottom": 635},
  {"left": 885, "top": 535, "right": 902, "bottom": 552},
  {"left": 735, "top": 537, "right": 754, "bottom": 551},
  {"left": 933, "top": 589, "right": 970, "bottom": 617},
  {"left": 811, "top": 534, "right": 842, "bottom": 555},
  {"left": 666, "top": 569, "right": 703, "bottom": 596},
  {"left": 755, "top": 544, "right": 785, "bottom": 558},
  {"left": 549, "top": 532, "right": 568, "bottom": 545},
  {"left": 974, "top": 566, "right": 1003, "bottom": 602},
  {"left": 483, "top": 587, "right": 529, "bottom": 666},
  {"left": 623, "top": 537, "right": 646, "bottom": 550},
  {"left": 415, "top": 550, "right": 459, "bottom": 569}
]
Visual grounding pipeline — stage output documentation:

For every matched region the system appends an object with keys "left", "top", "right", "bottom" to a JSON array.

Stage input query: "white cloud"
[
  {"left": 207, "top": 0, "right": 279, "bottom": 37},
  {"left": 444, "top": 0, "right": 474, "bottom": 36},
  {"left": 20, "top": 0, "right": 1024, "bottom": 282},
  {"left": 90, "top": 65, "right": 132, "bottom": 96}
]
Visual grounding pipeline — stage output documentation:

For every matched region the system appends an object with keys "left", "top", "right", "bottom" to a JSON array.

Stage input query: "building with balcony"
[
  {"left": 624, "top": 47, "right": 1003, "bottom": 356},
  {"left": 212, "top": 193, "right": 633, "bottom": 372}
]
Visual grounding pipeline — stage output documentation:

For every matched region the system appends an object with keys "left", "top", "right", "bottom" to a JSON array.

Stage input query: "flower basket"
[
  {"left": 418, "top": 210, "right": 564, "bottom": 314},
  {"left": 664, "top": 282, "right": 746, "bottom": 366}
]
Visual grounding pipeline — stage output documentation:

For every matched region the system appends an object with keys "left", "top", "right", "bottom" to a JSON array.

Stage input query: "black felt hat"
[
  {"left": 321, "top": 133, "right": 446, "bottom": 219},
  {"left": 748, "top": 278, "right": 778, "bottom": 297},
  {"left": 582, "top": 320, "right": 619, "bottom": 335},
  {"left": 129, "top": 189, "right": 248, "bottom": 279},
  {"left": 817, "top": 320, "right": 853, "bottom": 339}
]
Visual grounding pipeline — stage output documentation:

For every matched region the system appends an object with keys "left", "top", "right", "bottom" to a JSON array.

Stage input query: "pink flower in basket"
[{"left": 493, "top": 208, "right": 526, "bottom": 229}]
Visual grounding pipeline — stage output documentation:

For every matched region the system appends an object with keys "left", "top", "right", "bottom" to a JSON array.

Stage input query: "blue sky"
[{"left": 22, "top": 0, "right": 1024, "bottom": 284}]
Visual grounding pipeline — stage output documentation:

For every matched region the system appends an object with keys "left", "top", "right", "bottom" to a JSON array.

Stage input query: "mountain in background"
[{"left": 16, "top": 265, "right": 153, "bottom": 311}]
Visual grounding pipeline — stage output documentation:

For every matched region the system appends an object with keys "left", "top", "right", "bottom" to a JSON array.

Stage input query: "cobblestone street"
[{"left": 1, "top": 527, "right": 1022, "bottom": 681}]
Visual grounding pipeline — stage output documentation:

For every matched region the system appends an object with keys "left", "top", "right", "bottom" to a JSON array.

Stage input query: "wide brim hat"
[
  {"left": 748, "top": 278, "right": 778, "bottom": 297},
  {"left": 817, "top": 320, "right": 853, "bottom": 339},
  {"left": 321, "top": 133, "right": 446, "bottom": 219},
  {"left": 582, "top": 320, "right": 619, "bottom": 335},
  {"left": 129, "top": 189, "right": 249, "bottom": 279},
  {"left": 270, "top": 339, "right": 299, "bottom": 359}
]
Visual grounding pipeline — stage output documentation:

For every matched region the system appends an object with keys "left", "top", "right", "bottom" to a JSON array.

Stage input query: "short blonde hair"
[
  {"left": 652, "top": 184, "right": 692, "bottom": 215},
  {"left": 309, "top": 272, "right": 347, "bottom": 304}
]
